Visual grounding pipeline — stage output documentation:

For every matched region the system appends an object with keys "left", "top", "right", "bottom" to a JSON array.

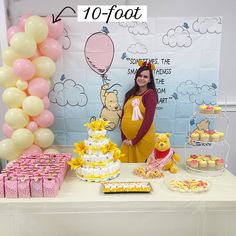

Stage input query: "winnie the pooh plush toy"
[{"left": 146, "top": 133, "right": 181, "bottom": 174}]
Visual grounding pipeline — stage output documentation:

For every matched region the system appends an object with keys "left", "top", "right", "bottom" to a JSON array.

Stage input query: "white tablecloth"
[{"left": 1, "top": 164, "right": 236, "bottom": 236}]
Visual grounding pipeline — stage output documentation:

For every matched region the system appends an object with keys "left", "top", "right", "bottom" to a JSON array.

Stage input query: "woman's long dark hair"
[{"left": 125, "top": 66, "right": 158, "bottom": 102}]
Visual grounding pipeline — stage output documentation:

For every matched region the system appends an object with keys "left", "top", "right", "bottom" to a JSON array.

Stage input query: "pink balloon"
[
  {"left": 33, "top": 110, "right": 54, "bottom": 127},
  {"left": 13, "top": 59, "right": 36, "bottom": 80},
  {"left": 27, "top": 121, "right": 38, "bottom": 132},
  {"left": 30, "top": 48, "right": 42, "bottom": 61},
  {"left": 44, "top": 15, "right": 64, "bottom": 39},
  {"left": 2, "top": 123, "right": 14, "bottom": 138},
  {"left": 42, "top": 96, "right": 50, "bottom": 109},
  {"left": 39, "top": 38, "right": 63, "bottom": 61},
  {"left": 28, "top": 77, "right": 50, "bottom": 98},
  {"left": 7, "top": 25, "right": 23, "bottom": 42},
  {"left": 19, "top": 13, "right": 32, "bottom": 29},
  {"left": 84, "top": 32, "right": 114, "bottom": 75},
  {"left": 22, "top": 144, "right": 42, "bottom": 155}
]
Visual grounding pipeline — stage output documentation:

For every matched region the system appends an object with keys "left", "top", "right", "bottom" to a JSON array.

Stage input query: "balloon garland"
[{"left": 0, "top": 14, "right": 63, "bottom": 161}]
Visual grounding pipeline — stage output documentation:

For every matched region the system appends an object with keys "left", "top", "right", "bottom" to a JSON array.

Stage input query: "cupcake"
[
  {"left": 191, "top": 132, "right": 199, "bottom": 141},
  {"left": 216, "top": 159, "right": 225, "bottom": 170},
  {"left": 199, "top": 160, "right": 207, "bottom": 169},
  {"left": 190, "top": 154, "right": 198, "bottom": 159},
  {"left": 214, "top": 106, "right": 222, "bottom": 114},
  {"left": 186, "top": 157, "right": 193, "bottom": 166},
  {"left": 190, "top": 159, "right": 199, "bottom": 169},
  {"left": 208, "top": 160, "right": 216, "bottom": 169},
  {"left": 211, "top": 156, "right": 220, "bottom": 162},
  {"left": 205, "top": 106, "right": 214, "bottom": 114},
  {"left": 199, "top": 105, "right": 207, "bottom": 114},
  {"left": 218, "top": 132, "right": 225, "bottom": 141},
  {"left": 210, "top": 133, "right": 220, "bottom": 142},
  {"left": 200, "top": 133, "right": 209, "bottom": 142}
]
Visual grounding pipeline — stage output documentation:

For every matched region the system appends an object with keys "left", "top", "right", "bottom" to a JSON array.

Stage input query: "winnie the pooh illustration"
[
  {"left": 100, "top": 83, "right": 122, "bottom": 131},
  {"left": 146, "top": 133, "right": 181, "bottom": 174}
]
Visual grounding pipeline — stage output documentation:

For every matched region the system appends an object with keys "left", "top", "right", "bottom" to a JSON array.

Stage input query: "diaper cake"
[{"left": 68, "top": 119, "right": 122, "bottom": 182}]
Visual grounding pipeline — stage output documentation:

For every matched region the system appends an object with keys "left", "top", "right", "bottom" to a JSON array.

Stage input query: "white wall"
[{"left": 0, "top": 0, "right": 235, "bottom": 174}]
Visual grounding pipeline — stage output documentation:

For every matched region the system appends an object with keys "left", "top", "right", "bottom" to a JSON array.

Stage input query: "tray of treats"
[
  {"left": 199, "top": 105, "right": 222, "bottom": 114},
  {"left": 102, "top": 181, "right": 152, "bottom": 193},
  {"left": 186, "top": 155, "right": 225, "bottom": 171},
  {"left": 190, "top": 130, "right": 224, "bottom": 143},
  {"left": 165, "top": 177, "right": 210, "bottom": 193}
]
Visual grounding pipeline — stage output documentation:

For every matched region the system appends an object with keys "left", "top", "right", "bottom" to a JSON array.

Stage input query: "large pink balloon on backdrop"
[
  {"left": 39, "top": 38, "right": 63, "bottom": 61},
  {"left": 84, "top": 32, "right": 114, "bottom": 75},
  {"left": 44, "top": 16, "right": 64, "bottom": 39},
  {"left": 28, "top": 77, "right": 50, "bottom": 98},
  {"left": 33, "top": 109, "right": 54, "bottom": 127},
  {"left": 22, "top": 144, "right": 42, "bottom": 155},
  {"left": 7, "top": 26, "right": 22, "bottom": 42},
  {"left": 13, "top": 59, "right": 35, "bottom": 80},
  {"left": 42, "top": 96, "right": 50, "bottom": 109},
  {"left": 2, "top": 123, "right": 14, "bottom": 138}
]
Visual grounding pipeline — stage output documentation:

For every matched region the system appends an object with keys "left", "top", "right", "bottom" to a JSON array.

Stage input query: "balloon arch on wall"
[{"left": 0, "top": 14, "right": 64, "bottom": 161}]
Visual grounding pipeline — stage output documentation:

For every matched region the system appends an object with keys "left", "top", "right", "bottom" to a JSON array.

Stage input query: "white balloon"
[
  {"left": 34, "top": 128, "right": 54, "bottom": 148},
  {"left": 0, "top": 139, "right": 21, "bottom": 161}
]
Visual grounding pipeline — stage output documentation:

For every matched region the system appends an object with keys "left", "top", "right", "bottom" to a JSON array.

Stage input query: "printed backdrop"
[{"left": 49, "top": 17, "right": 222, "bottom": 147}]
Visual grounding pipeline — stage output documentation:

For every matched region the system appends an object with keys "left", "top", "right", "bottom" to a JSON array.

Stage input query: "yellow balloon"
[
  {"left": 2, "top": 47, "right": 20, "bottom": 67},
  {"left": 22, "top": 96, "right": 44, "bottom": 116},
  {"left": 2, "top": 87, "right": 26, "bottom": 108},
  {"left": 5, "top": 108, "right": 29, "bottom": 129},
  {"left": 33, "top": 56, "right": 56, "bottom": 79},
  {"left": 10, "top": 32, "right": 36, "bottom": 58},
  {"left": 34, "top": 128, "right": 54, "bottom": 148},
  {"left": 0, "top": 66, "right": 18, "bottom": 88},
  {"left": 16, "top": 80, "right": 28, "bottom": 90},
  {"left": 43, "top": 148, "right": 59, "bottom": 154},
  {"left": 25, "top": 16, "right": 48, "bottom": 43},
  {"left": 0, "top": 139, "right": 21, "bottom": 161},
  {"left": 12, "top": 128, "right": 34, "bottom": 149}
]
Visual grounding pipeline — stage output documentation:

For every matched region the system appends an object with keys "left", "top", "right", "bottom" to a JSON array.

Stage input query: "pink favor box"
[
  {"left": 0, "top": 174, "right": 5, "bottom": 198},
  {"left": 5, "top": 177, "right": 18, "bottom": 198},
  {"left": 18, "top": 177, "right": 31, "bottom": 198},
  {"left": 43, "top": 176, "right": 60, "bottom": 197},
  {"left": 30, "top": 177, "right": 43, "bottom": 197}
]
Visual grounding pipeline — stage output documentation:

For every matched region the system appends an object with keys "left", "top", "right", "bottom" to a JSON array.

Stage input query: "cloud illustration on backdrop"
[
  {"left": 177, "top": 80, "right": 217, "bottom": 105},
  {"left": 192, "top": 17, "right": 222, "bottom": 34},
  {"left": 162, "top": 26, "right": 192, "bottom": 48},
  {"left": 127, "top": 42, "right": 148, "bottom": 54},
  {"left": 119, "top": 22, "right": 149, "bottom": 35},
  {"left": 49, "top": 79, "right": 88, "bottom": 107}
]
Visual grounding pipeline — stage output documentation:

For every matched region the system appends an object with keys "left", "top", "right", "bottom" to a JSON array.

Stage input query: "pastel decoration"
[
  {"left": 28, "top": 77, "right": 50, "bottom": 98},
  {"left": 2, "top": 87, "right": 26, "bottom": 108},
  {"left": 43, "top": 148, "right": 59, "bottom": 154},
  {"left": 27, "top": 121, "right": 38, "bottom": 132},
  {"left": 0, "top": 66, "right": 18, "bottom": 88},
  {"left": 38, "top": 38, "right": 63, "bottom": 61},
  {"left": 16, "top": 80, "right": 28, "bottom": 90},
  {"left": 19, "top": 13, "right": 32, "bottom": 29},
  {"left": 34, "top": 128, "right": 54, "bottom": 148},
  {"left": 30, "top": 48, "right": 42, "bottom": 61},
  {"left": 84, "top": 32, "right": 114, "bottom": 75},
  {"left": 12, "top": 128, "right": 34, "bottom": 149},
  {"left": 131, "top": 98, "right": 143, "bottom": 121},
  {"left": 7, "top": 25, "right": 23, "bottom": 42},
  {"left": 42, "top": 96, "right": 50, "bottom": 109},
  {"left": 0, "top": 139, "right": 21, "bottom": 161},
  {"left": 44, "top": 15, "right": 64, "bottom": 39},
  {"left": 2, "top": 123, "right": 14, "bottom": 138},
  {"left": 12, "top": 59, "right": 35, "bottom": 80},
  {"left": 2, "top": 47, "right": 20, "bottom": 67},
  {"left": 5, "top": 108, "right": 29, "bottom": 129},
  {"left": 10, "top": 32, "right": 36, "bottom": 58},
  {"left": 33, "top": 110, "right": 54, "bottom": 128},
  {"left": 22, "top": 96, "right": 44, "bottom": 116},
  {"left": 22, "top": 144, "right": 42, "bottom": 155},
  {"left": 24, "top": 16, "right": 48, "bottom": 43},
  {"left": 33, "top": 56, "right": 56, "bottom": 79}
]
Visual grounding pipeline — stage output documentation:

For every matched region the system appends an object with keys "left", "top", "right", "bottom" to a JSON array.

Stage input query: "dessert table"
[{"left": 0, "top": 163, "right": 236, "bottom": 236}]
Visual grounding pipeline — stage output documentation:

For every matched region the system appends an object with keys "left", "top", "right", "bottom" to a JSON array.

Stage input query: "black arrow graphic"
[{"left": 52, "top": 6, "right": 76, "bottom": 23}]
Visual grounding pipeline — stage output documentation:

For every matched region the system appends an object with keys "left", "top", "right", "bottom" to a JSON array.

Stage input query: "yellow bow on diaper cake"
[{"left": 131, "top": 98, "right": 143, "bottom": 121}]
